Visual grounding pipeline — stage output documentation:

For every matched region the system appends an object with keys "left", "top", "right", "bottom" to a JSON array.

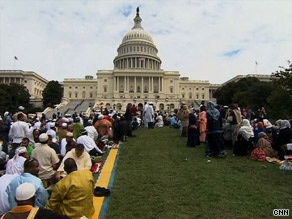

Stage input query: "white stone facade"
[
  {"left": 0, "top": 70, "right": 48, "bottom": 107},
  {"left": 63, "top": 9, "right": 219, "bottom": 111}
]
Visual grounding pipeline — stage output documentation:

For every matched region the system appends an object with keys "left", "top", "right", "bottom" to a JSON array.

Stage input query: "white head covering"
[
  {"left": 239, "top": 119, "right": 254, "bottom": 141},
  {"left": 280, "top": 120, "right": 291, "bottom": 130},
  {"left": 4, "top": 111, "right": 9, "bottom": 116},
  {"left": 39, "top": 133, "right": 49, "bottom": 143},
  {"left": 18, "top": 106, "right": 25, "bottom": 111},
  {"left": 98, "top": 115, "right": 104, "bottom": 120},
  {"left": 6, "top": 147, "right": 27, "bottom": 175},
  {"left": 16, "top": 183, "right": 36, "bottom": 201},
  {"left": 62, "top": 123, "right": 68, "bottom": 128}
]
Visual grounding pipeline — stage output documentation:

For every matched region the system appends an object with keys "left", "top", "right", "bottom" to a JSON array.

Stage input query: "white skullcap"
[
  {"left": 18, "top": 106, "right": 25, "bottom": 111},
  {"left": 98, "top": 115, "right": 104, "bottom": 120},
  {"left": 66, "top": 132, "right": 73, "bottom": 137},
  {"left": 62, "top": 123, "right": 68, "bottom": 128},
  {"left": 49, "top": 123, "right": 55, "bottom": 128},
  {"left": 4, "top": 111, "right": 9, "bottom": 116},
  {"left": 16, "top": 183, "right": 36, "bottom": 201},
  {"left": 15, "top": 147, "right": 27, "bottom": 155},
  {"left": 39, "top": 133, "right": 49, "bottom": 143}
]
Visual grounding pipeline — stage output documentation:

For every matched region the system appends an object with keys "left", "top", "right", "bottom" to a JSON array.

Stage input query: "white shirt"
[
  {"left": 0, "top": 174, "right": 19, "bottom": 215},
  {"left": 8, "top": 121, "right": 30, "bottom": 144},
  {"left": 47, "top": 129, "right": 57, "bottom": 139},
  {"left": 77, "top": 135, "right": 102, "bottom": 154},
  {"left": 6, "top": 156, "right": 26, "bottom": 175},
  {"left": 33, "top": 121, "right": 41, "bottom": 130},
  {"left": 85, "top": 126, "right": 98, "bottom": 141},
  {"left": 60, "top": 138, "right": 76, "bottom": 157}
]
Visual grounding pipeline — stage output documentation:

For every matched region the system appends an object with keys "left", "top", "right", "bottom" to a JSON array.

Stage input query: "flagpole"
[
  {"left": 255, "top": 61, "right": 258, "bottom": 74},
  {"left": 14, "top": 58, "right": 15, "bottom": 70}
]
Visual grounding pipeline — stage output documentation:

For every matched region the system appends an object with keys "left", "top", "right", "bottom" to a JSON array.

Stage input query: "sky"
[{"left": 0, "top": 0, "right": 291, "bottom": 84}]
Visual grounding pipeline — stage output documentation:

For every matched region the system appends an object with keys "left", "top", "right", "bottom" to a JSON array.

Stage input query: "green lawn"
[{"left": 106, "top": 127, "right": 292, "bottom": 219}]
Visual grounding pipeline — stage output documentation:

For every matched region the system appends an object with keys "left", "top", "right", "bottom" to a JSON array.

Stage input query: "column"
[
  {"left": 134, "top": 76, "right": 136, "bottom": 92},
  {"left": 130, "top": 58, "right": 132, "bottom": 68},
  {"left": 114, "top": 76, "right": 116, "bottom": 92},
  {"left": 142, "top": 77, "right": 144, "bottom": 92},
  {"left": 127, "top": 59, "right": 129, "bottom": 69},
  {"left": 149, "top": 76, "right": 150, "bottom": 92},
  {"left": 135, "top": 58, "right": 137, "bottom": 68},
  {"left": 127, "top": 76, "right": 130, "bottom": 92},
  {"left": 117, "top": 76, "right": 120, "bottom": 92},
  {"left": 158, "top": 77, "right": 160, "bottom": 92},
  {"left": 152, "top": 77, "right": 154, "bottom": 92},
  {"left": 124, "top": 76, "right": 126, "bottom": 92},
  {"left": 161, "top": 77, "right": 163, "bottom": 92}
]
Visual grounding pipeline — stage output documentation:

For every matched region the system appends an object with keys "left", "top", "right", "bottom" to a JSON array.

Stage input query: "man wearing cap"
[
  {"left": 31, "top": 133, "right": 59, "bottom": 188},
  {"left": 6, "top": 158, "right": 49, "bottom": 210},
  {"left": 0, "top": 173, "right": 18, "bottom": 216},
  {"left": 60, "top": 132, "right": 77, "bottom": 157},
  {"left": 8, "top": 113, "right": 30, "bottom": 158},
  {"left": 46, "top": 158, "right": 94, "bottom": 218},
  {"left": 6, "top": 147, "right": 28, "bottom": 175},
  {"left": 2, "top": 182, "right": 69, "bottom": 218},
  {"left": 12, "top": 106, "right": 28, "bottom": 122},
  {"left": 84, "top": 120, "right": 98, "bottom": 141},
  {"left": 58, "top": 122, "right": 68, "bottom": 144},
  {"left": 73, "top": 117, "right": 84, "bottom": 139},
  {"left": 94, "top": 114, "right": 112, "bottom": 137},
  {"left": 77, "top": 130, "right": 103, "bottom": 156},
  {"left": 56, "top": 144, "right": 91, "bottom": 181}
]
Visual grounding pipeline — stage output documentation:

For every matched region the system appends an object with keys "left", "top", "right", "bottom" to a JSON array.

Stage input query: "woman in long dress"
[
  {"left": 187, "top": 109, "right": 200, "bottom": 147},
  {"left": 198, "top": 106, "right": 207, "bottom": 143}
]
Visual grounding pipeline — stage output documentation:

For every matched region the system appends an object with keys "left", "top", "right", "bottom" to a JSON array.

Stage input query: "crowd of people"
[{"left": 0, "top": 101, "right": 291, "bottom": 217}]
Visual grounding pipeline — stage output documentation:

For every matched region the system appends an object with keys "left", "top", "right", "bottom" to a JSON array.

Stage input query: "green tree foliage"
[
  {"left": 42, "top": 81, "right": 63, "bottom": 108},
  {"left": 0, "top": 83, "right": 31, "bottom": 115},
  {"left": 268, "top": 62, "right": 292, "bottom": 118},
  {"left": 213, "top": 77, "right": 273, "bottom": 111}
]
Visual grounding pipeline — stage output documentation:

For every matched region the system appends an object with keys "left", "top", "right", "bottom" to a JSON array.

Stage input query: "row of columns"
[
  {"left": 115, "top": 57, "right": 160, "bottom": 70},
  {"left": 0, "top": 77, "right": 23, "bottom": 84},
  {"left": 113, "top": 76, "right": 163, "bottom": 93}
]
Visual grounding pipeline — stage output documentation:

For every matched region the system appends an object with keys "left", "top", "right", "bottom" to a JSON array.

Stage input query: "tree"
[
  {"left": 0, "top": 83, "right": 31, "bottom": 115},
  {"left": 42, "top": 81, "right": 63, "bottom": 108},
  {"left": 268, "top": 61, "right": 292, "bottom": 118}
]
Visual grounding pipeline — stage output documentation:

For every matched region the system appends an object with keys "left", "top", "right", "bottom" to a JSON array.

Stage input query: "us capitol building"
[{"left": 62, "top": 8, "right": 220, "bottom": 111}]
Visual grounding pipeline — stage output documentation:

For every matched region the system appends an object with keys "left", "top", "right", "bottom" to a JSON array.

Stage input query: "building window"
[
  {"left": 104, "top": 86, "right": 107, "bottom": 92},
  {"left": 69, "top": 92, "right": 72, "bottom": 98},
  {"left": 90, "top": 92, "right": 93, "bottom": 98},
  {"left": 82, "top": 91, "right": 86, "bottom": 98},
  {"left": 75, "top": 92, "right": 78, "bottom": 98},
  {"left": 182, "top": 88, "right": 184, "bottom": 90},
  {"left": 83, "top": 87, "right": 85, "bottom": 89},
  {"left": 104, "top": 79, "right": 107, "bottom": 82},
  {"left": 189, "top": 92, "right": 192, "bottom": 99},
  {"left": 170, "top": 80, "right": 173, "bottom": 83},
  {"left": 189, "top": 88, "right": 191, "bottom": 90},
  {"left": 170, "top": 87, "right": 173, "bottom": 93},
  {"left": 24, "top": 80, "right": 27, "bottom": 83},
  {"left": 182, "top": 94, "right": 185, "bottom": 98},
  {"left": 137, "top": 86, "right": 141, "bottom": 92},
  {"left": 196, "top": 88, "right": 199, "bottom": 90},
  {"left": 90, "top": 86, "right": 93, "bottom": 89},
  {"left": 75, "top": 86, "right": 78, "bottom": 89},
  {"left": 196, "top": 94, "right": 199, "bottom": 99},
  {"left": 202, "top": 88, "right": 205, "bottom": 90},
  {"left": 202, "top": 94, "right": 205, "bottom": 99}
]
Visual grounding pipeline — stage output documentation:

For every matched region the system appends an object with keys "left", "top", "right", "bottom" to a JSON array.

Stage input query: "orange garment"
[
  {"left": 94, "top": 119, "right": 112, "bottom": 135},
  {"left": 199, "top": 111, "right": 207, "bottom": 142}
]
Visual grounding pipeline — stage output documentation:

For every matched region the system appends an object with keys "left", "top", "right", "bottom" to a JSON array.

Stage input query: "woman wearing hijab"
[
  {"left": 275, "top": 120, "right": 292, "bottom": 160},
  {"left": 206, "top": 102, "right": 225, "bottom": 156},
  {"left": 233, "top": 119, "right": 254, "bottom": 156},
  {"left": 187, "top": 109, "right": 200, "bottom": 147},
  {"left": 198, "top": 106, "right": 207, "bottom": 143},
  {"left": 178, "top": 104, "right": 190, "bottom": 137},
  {"left": 254, "top": 121, "right": 266, "bottom": 140},
  {"left": 257, "top": 132, "right": 276, "bottom": 158}
]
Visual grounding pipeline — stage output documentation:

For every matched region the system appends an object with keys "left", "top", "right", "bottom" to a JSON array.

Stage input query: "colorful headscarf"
[{"left": 207, "top": 102, "right": 220, "bottom": 120}]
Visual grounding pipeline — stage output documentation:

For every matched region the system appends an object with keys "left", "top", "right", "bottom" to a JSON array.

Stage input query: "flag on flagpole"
[
  {"left": 255, "top": 61, "right": 258, "bottom": 65},
  {"left": 14, "top": 56, "right": 18, "bottom": 60}
]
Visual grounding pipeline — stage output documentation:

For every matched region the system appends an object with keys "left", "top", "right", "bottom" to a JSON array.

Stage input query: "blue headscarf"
[{"left": 207, "top": 102, "right": 220, "bottom": 120}]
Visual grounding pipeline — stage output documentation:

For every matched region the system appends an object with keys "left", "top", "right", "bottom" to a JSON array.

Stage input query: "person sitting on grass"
[
  {"left": 77, "top": 130, "right": 103, "bottom": 156},
  {"left": 56, "top": 144, "right": 92, "bottom": 181},
  {"left": 46, "top": 158, "right": 94, "bottom": 218},
  {"left": 2, "top": 182, "right": 69, "bottom": 219}
]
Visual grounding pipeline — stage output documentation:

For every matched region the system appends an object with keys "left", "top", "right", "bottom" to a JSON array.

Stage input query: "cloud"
[
  {"left": 121, "top": 5, "right": 133, "bottom": 17},
  {"left": 223, "top": 49, "right": 242, "bottom": 57}
]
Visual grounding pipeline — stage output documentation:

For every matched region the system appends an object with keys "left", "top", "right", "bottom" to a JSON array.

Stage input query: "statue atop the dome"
[{"left": 136, "top": 7, "right": 139, "bottom": 16}]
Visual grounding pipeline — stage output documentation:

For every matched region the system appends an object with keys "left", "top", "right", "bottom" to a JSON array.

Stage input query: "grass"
[{"left": 106, "top": 127, "right": 292, "bottom": 219}]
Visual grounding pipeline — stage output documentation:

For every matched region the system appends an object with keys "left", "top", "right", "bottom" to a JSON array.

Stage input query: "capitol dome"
[{"left": 113, "top": 7, "right": 162, "bottom": 71}]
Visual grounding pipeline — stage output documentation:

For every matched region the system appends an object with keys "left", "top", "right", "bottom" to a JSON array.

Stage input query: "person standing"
[
  {"left": 187, "top": 109, "right": 200, "bottom": 147},
  {"left": 178, "top": 103, "right": 190, "bottom": 137},
  {"left": 144, "top": 102, "right": 154, "bottom": 129},
  {"left": 198, "top": 105, "right": 207, "bottom": 143}
]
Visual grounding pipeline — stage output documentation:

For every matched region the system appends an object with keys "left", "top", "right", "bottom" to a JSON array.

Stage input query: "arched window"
[
  {"left": 82, "top": 91, "right": 86, "bottom": 98},
  {"left": 189, "top": 92, "right": 192, "bottom": 99}
]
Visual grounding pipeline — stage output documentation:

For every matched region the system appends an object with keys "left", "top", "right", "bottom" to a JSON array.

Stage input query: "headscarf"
[
  {"left": 280, "top": 120, "right": 291, "bottom": 130},
  {"left": 258, "top": 122, "right": 264, "bottom": 129},
  {"left": 207, "top": 102, "right": 220, "bottom": 120},
  {"left": 6, "top": 147, "right": 27, "bottom": 174},
  {"left": 257, "top": 132, "right": 276, "bottom": 157},
  {"left": 238, "top": 119, "right": 254, "bottom": 141}
]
